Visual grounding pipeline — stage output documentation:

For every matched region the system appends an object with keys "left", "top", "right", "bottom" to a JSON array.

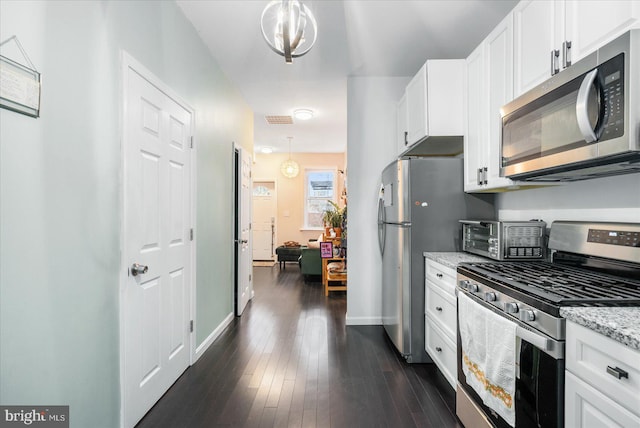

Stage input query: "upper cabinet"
[
  {"left": 513, "top": 0, "right": 640, "bottom": 98},
  {"left": 396, "top": 93, "right": 408, "bottom": 156},
  {"left": 465, "top": 14, "right": 526, "bottom": 192},
  {"left": 400, "top": 60, "right": 465, "bottom": 157}
]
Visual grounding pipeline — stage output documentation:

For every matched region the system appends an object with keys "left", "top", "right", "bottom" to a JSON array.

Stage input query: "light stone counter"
[
  {"left": 423, "top": 251, "right": 491, "bottom": 270},
  {"left": 560, "top": 307, "right": 640, "bottom": 351}
]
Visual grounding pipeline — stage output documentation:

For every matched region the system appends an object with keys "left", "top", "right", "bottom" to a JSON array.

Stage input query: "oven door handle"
[{"left": 516, "top": 326, "right": 553, "bottom": 352}]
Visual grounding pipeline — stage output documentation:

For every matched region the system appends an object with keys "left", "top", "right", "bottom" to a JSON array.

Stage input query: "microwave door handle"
[{"left": 576, "top": 69, "right": 599, "bottom": 143}]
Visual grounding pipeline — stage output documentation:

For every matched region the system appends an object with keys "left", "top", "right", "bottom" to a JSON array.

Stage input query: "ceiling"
[{"left": 176, "top": 0, "right": 518, "bottom": 154}]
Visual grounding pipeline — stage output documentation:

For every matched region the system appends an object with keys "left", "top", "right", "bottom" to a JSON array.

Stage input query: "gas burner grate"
[{"left": 462, "top": 261, "right": 640, "bottom": 305}]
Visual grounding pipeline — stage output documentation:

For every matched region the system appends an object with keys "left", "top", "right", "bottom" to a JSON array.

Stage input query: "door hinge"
[
  {"left": 190, "top": 228, "right": 194, "bottom": 241},
  {"left": 190, "top": 136, "right": 194, "bottom": 149},
  {"left": 190, "top": 320, "right": 194, "bottom": 333}
]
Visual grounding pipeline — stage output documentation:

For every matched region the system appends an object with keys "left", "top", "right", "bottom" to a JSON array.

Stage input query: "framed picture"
[
  {"left": 0, "top": 55, "right": 41, "bottom": 118},
  {"left": 320, "top": 241, "right": 333, "bottom": 258}
]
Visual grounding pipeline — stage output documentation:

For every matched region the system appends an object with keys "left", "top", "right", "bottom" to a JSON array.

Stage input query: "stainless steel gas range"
[{"left": 455, "top": 221, "right": 640, "bottom": 428}]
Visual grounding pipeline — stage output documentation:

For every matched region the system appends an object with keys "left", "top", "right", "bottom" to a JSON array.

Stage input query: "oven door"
[{"left": 456, "top": 292, "right": 565, "bottom": 428}]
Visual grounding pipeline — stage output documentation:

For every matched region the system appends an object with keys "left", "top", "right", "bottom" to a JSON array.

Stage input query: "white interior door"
[
  {"left": 252, "top": 181, "right": 277, "bottom": 261},
  {"left": 122, "top": 57, "right": 192, "bottom": 428},
  {"left": 237, "top": 147, "right": 253, "bottom": 315}
]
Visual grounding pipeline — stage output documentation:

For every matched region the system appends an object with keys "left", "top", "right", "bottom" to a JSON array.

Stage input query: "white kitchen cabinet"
[
  {"left": 464, "top": 14, "right": 526, "bottom": 192},
  {"left": 424, "top": 259, "right": 458, "bottom": 389},
  {"left": 565, "top": 320, "right": 640, "bottom": 427},
  {"left": 405, "top": 60, "right": 464, "bottom": 149},
  {"left": 513, "top": 0, "right": 640, "bottom": 98},
  {"left": 565, "top": 372, "right": 640, "bottom": 428},
  {"left": 396, "top": 93, "right": 407, "bottom": 157},
  {"left": 464, "top": 43, "right": 485, "bottom": 192}
]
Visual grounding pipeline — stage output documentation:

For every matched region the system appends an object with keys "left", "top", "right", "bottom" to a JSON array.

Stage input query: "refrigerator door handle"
[
  {"left": 377, "top": 198, "right": 386, "bottom": 255},
  {"left": 385, "top": 221, "right": 412, "bottom": 227}
]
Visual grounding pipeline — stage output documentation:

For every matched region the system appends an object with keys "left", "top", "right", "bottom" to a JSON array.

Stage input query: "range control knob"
[
  {"left": 519, "top": 310, "right": 535, "bottom": 322},
  {"left": 484, "top": 292, "right": 497, "bottom": 302},
  {"left": 504, "top": 302, "right": 519, "bottom": 314},
  {"left": 469, "top": 283, "right": 479, "bottom": 293},
  {"left": 458, "top": 280, "right": 470, "bottom": 290}
]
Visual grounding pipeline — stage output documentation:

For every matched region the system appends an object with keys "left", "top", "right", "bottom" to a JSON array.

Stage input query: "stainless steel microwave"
[
  {"left": 460, "top": 220, "right": 546, "bottom": 260},
  {"left": 501, "top": 30, "right": 640, "bottom": 182}
]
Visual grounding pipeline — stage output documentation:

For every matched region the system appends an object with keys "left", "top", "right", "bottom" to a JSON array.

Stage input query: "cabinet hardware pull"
[
  {"left": 435, "top": 306, "right": 443, "bottom": 312},
  {"left": 563, "top": 40, "right": 572, "bottom": 68},
  {"left": 435, "top": 347, "right": 442, "bottom": 352},
  {"left": 606, "top": 366, "right": 629, "bottom": 380},
  {"left": 436, "top": 273, "right": 443, "bottom": 278},
  {"left": 550, "top": 49, "right": 560, "bottom": 75},
  {"left": 404, "top": 131, "right": 408, "bottom": 146}
]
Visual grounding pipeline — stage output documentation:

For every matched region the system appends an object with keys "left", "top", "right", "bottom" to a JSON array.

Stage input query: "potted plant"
[{"left": 322, "top": 201, "right": 345, "bottom": 237}]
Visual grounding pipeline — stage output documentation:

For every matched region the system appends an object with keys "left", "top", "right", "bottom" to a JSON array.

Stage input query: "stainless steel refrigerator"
[{"left": 377, "top": 158, "right": 494, "bottom": 363}]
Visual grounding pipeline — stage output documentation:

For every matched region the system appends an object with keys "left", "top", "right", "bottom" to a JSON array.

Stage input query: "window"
[{"left": 304, "top": 169, "right": 336, "bottom": 229}]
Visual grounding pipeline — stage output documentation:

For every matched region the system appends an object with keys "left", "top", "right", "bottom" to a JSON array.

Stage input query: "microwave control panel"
[{"left": 600, "top": 53, "right": 625, "bottom": 141}]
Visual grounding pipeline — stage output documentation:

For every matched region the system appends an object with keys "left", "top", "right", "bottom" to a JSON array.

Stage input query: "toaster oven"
[{"left": 460, "top": 220, "right": 546, "bottom": 260}]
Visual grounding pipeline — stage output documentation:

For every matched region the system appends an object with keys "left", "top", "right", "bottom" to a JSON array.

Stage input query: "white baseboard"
[
  {"left": 345, "top": 314, "right": 382, "bottom": 325},
  {"left": 193, "top": 312, "right": 234, "bottom": 362}
]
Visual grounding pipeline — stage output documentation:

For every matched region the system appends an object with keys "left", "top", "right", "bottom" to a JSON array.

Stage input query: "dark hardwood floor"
[{"left": 136, "top": 265, "right": 462, "bottom": 428}]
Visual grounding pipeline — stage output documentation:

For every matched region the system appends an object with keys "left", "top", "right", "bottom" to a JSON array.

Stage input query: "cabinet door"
[
  {"left": 565, "top": 0, "right": 640, "bottom": 65},
  {"left": 406, "top": 63, "right": 428, "bottom": 146},
  {"left": 396, "top": 93, "right": 408, "bottom": 156},
  {"left": 486, "top": 14, "right": 516, "bottom": 188},
  {"left": 513, "top": 0, "right": 563, "bottom": 97},
  {"left": 464, "top": 43, "right": 486, "bottom": 192},
  {"left": 565, "top": 371, "right": 640, "bottom": 428}
]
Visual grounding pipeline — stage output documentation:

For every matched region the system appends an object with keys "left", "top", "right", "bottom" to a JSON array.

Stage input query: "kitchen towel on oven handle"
[{"left": 458, "top": 292, "right": 516, "bottom": 427}]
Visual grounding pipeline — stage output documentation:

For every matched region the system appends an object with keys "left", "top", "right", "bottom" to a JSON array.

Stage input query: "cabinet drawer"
[
  {"left": 425, "top": 259, "right": 457, "bottom": 296},
  {"left": 425, "top": 316, "right": 457, "bottom": 390},
  {"left": 565, "top": 371, "right": 640, "bottom": 427},
  {"left": 425, "top": 284, "right": 456, "bottom": 339},
  {"left": 566, "top": 321, "right": 640, "bottom": 415}
]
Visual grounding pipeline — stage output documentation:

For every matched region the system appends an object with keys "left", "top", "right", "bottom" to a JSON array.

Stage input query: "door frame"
[
  {"left": 119, "top": 51, "right": 197, "bottom": 427},
  {"left": 251, "top": 178, "right": 277, "bottom": 261},
  {"left": 233, "top": 143, "right": 253, "bottom": 316}
]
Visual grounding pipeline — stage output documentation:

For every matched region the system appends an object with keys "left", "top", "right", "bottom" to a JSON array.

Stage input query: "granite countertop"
[
  {"left": 423, "top": 251, "right": 491, "bottom": 270},
  {"left": 560, "top": 307, "right": 640, "bottom": 352}
]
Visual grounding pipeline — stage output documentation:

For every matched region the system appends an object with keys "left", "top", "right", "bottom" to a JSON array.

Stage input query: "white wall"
[
  {"left": 0, "top": 1, "right": 252, "bottom": 427},
  {"left": 346, "top": 76, "right": 410, "bottom": 325},
  {"left": 497, "top": 173, "right": 640, "bottom": 224}
]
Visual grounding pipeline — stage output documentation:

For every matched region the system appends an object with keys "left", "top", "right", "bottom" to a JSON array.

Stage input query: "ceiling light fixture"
[
  {"left": 280, "top": 137, "right": 299, "bottom": 178},
  {"left": 293, "top": 108, "right": 314, "bottom": 121},
  {"left": 260, "top": 0, "right": 318, "bottom": 64},
  {"left": 261, "top": 147, "right": 273, "bottom": 154}
]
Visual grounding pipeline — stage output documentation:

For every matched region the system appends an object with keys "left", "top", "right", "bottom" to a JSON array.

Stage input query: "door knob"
[{"left": 131, "top": 263, "right": 148, "bottom": 276}]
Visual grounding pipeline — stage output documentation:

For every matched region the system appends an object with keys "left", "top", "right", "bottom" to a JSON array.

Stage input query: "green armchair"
[{"left": 299, "top": 247, "right": 322, "bottom": 278}]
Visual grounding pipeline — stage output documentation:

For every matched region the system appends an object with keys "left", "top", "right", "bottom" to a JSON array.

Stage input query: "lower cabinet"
[
  {"left": 565, "top": 371, "right": 640, "bottom": 428},
  {"left": 565, "top": 320, "right": 640, "bottom": 427},
  {"left": 425, "top": 316, "right": 457, "bottom": 388},
  {"left": 425, "top": 259, "right": 458, "bottom": 389}
]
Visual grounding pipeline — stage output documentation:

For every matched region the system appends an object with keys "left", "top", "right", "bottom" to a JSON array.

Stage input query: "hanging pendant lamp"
[
  {"left": 261, "top": 0, "right": 318, "bottom": 64},
  {"left": 280, "top": 137, "right": 299, "bottom": 178}
]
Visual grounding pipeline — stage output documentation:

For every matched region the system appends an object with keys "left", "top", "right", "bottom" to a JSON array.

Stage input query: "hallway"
[{"left": 136, "top": 267, "right": 460, "bottom": 428}]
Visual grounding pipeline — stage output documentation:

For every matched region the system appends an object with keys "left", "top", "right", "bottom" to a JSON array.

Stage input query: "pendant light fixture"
[
  {"left": 260, "top": 0, "right": 318, "bottom": 64},
  {"left": 280, "top": 137, "right": 299, "bottom": 178}
]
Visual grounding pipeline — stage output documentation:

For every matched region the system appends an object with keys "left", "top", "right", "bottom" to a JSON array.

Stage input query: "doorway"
[
  {"left": 233, "top": 145, "right": 253, "bottom": 316},
  {"left": 252, "top": 180, "right": 277, "bottom": 261},
  {"left": 120, "top": 52, "right": 195, "bottom": 428}
]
